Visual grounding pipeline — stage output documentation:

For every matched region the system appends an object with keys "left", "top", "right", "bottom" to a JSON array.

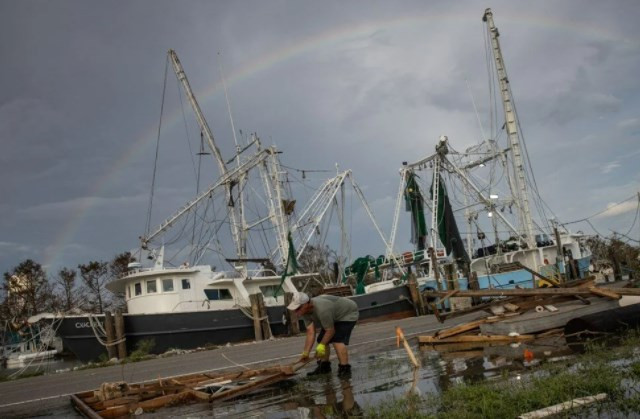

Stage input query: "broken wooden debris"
[
  {"left": 396, "top": 327, "right": 420, "bottom": 368},
  {"left": 588, "top": 287, "right": 622, "bottom": 300},
  {"left": 419, "top": 334, "right": 535, "bottom": 344},
  {"left": 518, "top": 393, "right": 607, "bottom": 418},
  {"left": 503, "top": 303, "right": 520, "bottom": 312},
  {"left": 423, "top": 287, "right": 640, "bottom": 298},
  {"left": 70, "top": 360, "right": 311, "bottom": 418}
]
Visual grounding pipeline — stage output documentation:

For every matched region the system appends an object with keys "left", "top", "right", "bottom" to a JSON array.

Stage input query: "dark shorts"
[{"left": 317, "top": 321, "right": 357, "bottom": 345}]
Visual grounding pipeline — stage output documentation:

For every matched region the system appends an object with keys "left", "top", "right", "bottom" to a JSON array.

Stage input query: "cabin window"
[
  {"left": 259, "top": 285, "right": 284, "bottom": 298},
  {"left": 181, "top": 278, "right": 191, "bottom": 290},
  {"left": 146, "top": 280, "right": 157, "bottom": 293},
  {"left": 162, "top": 279, "right": 174, "bottom": 292},
  {"left": 134, "top": 282, "right": 142, "bottom": 296},
  {"left": 204, "top": 288, "right": 232, "bottom": 300}
]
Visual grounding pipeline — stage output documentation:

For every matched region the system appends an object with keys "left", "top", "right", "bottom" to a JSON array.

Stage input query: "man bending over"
[{"left": 287, "top": 291, "right": 359, "bottom": 377}]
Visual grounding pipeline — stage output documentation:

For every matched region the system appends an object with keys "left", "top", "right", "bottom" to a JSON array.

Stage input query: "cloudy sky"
[{"left": 1, "top": 0, "right": 639, "bottom": 276}]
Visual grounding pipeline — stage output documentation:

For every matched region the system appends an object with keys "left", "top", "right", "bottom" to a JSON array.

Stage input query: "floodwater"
[
  {"left": 13, "top": 336, "right": 573, "bottom": 418},
  {"left": 158, "top": 336, "right": 572, "bottom": 418}
]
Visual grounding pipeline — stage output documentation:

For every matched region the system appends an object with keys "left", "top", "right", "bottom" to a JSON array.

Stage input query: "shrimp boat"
[
  {"left": 387, "top": 9, "right": 591, "bottom": 295},
  {"left": 53, "top": 50, "right": 415, "bottom": 363}
]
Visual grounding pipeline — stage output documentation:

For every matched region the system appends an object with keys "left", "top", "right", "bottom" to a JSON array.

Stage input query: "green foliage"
[{"left": 127, "top": 339, "right": 155, "bottom": 362}]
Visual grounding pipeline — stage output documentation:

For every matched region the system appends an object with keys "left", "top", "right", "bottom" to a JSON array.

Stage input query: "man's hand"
[
  {"left": 315, "top": 343, "right": 326, "bottom": 358},
  {"left": 298, "top": 350, "right": 309, "bottom": 363}
]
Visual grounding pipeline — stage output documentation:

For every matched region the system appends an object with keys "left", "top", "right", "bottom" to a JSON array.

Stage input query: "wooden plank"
[
  {"left": 438, "top": 296, "right": 522, "bottom": 321},
  {"left": 70, "top": 394, "right": 103, "bottom": 419},
  {"left": 97, "top": 390, "right": 196, "bottom": 418},
  {"left": 423, "top": 287, "right": 640, "bottom": 298},
  {"left": 535, "top": 328, "right": 564, "bottom": 338},
  {"left": 209, "top": 372, "right": 286, "bottom": 402},
  {"left": 439, "top": 289, "right": 459, "bottom": 306},
  {"left": 518, "top": 393, "right": 607, "bottom": 418},
  {"left": 418, "top": 334, "right": 535, "bottom": 344},
  {"left": 436, "top": 318, "right": 489, "bottom": 339},
  {"left": 588, "top": 287, "right": 621, "bottom": 300}
]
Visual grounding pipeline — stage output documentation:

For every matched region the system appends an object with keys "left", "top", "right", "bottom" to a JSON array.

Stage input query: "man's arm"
[
  {"left": 303, "top": 322, "right": 316, "bottom": 355},
  {"left": 319, "top": 327, "right": 335, "bottom": 345}
]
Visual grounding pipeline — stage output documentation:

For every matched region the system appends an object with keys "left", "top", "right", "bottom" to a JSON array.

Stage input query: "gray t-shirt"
[{"left": 303, "top": 295, "right": 359, "bottom": 329}]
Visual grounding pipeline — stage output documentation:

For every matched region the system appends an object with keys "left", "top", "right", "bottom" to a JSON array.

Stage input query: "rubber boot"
[
  {"left": 307, "top": 361, "right": 332, "bottom": 376},
  {"left": 337, "top": 363, "right": 352, "bottom": 378}
]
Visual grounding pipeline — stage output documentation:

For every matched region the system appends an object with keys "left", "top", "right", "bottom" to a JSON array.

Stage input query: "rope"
[
  {"left": 8, "top": 317, "right": 65, "bottom": 379},
  {"left": 87, "top": 314, "right": 126, "bottom": 348},
  {"left": 221, "top": 352, "right": 251, "bottom": 371},
  {"left": 235, "top": 304, "right": 268, "bottom": 322}
]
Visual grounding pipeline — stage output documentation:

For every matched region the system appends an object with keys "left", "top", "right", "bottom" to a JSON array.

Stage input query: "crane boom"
[
  {"left": 167, "top": 49, "right": 244, "bottom": 259},
  {"left": 482, "top": 9, "right": 536, "bottom": 248}
]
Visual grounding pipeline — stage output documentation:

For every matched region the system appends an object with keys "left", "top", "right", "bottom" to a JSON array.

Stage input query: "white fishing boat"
[
  {"left": 52, "top": 50, "right": 417, "bottom": 363},
  {"left": 387, "top": 9, "right": 591, "bottom": 294}
]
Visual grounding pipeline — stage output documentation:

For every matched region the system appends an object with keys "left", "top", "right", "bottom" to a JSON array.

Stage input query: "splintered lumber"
[
  {"left": 396, "top": 327, "right": 420, "bottom": 368},
  {"left": 71, "top": 360, "right": 311, "bottom": 418},
  {"left": 518, "top": 393, "right": 607, "bottom": 418},
  {"left": 440, "top": 289, "right": 459, "bottom": 305},
  {"left": 438, "top": 296, "right": 523, "bottom": 321},
  {"left": 418, "top": 334, "right": 535, "bottom": 344},
  {"left": 436, "top": 318, "right": 491, "bottom": 339},
  {"left": 588, "top": 287, "right": 621, "bottom": 300},
  {"left": 208, "top": 372, "right": 285, "bottom": 403},
  {"left": 423, "top": 287, "right": 640, "bottom": 298}
]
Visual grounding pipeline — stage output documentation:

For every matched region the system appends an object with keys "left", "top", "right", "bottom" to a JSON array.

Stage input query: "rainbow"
[{"left": 42, "top": 11, "right": 628, "bottom": 269}]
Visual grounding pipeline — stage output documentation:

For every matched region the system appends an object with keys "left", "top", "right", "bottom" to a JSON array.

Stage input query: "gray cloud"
[{"left": 1, "top": 0, "right": 639, "bottom": 274}]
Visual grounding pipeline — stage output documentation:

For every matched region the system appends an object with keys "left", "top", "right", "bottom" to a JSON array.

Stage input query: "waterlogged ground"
[{"left": 153, "top": 336, "right": 572, "bottom": 418}]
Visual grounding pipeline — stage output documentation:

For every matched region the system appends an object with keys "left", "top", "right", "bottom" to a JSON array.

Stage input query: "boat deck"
[{"left": 0, "top": 311, "right": 485, "bottom": 418}]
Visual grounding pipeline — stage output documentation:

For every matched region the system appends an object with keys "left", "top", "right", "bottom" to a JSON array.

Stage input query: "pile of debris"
[
  {"left": 71, "top": 361, "right": 310, "bottom": 418},
  {"left": 418, "top": 277, "right": 640, "bottom": 346}
]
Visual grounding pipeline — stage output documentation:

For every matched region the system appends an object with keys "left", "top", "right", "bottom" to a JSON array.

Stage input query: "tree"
[
  {"left": 109, "top": 252, "right": 136, "bottom": 280},
  {"left": 293, "top": 245, "right": 344, "bottom": 296},
  {"left": 297, "top": 244, "right": 339, "bottom": 283},
  {"left": 55, "top": 267, "right": 81, "bottom": 312},
  {"left": 108, "top": 252, "right": 136, "bottom": 311},
  {"left": 1, "top": 259, "right": 54, "bottom": 321},
  {"left": 78, "top": 261, "right": 109, "bottom": 313}
]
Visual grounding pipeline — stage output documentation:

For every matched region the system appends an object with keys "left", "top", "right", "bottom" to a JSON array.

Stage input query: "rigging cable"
[{"left": 144, "top": 56, "right": 170, "bottom": 246}]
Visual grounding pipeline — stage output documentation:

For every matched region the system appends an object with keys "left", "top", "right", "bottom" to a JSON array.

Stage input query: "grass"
[
  {"left": 125, "top": 339, "right": 155, "bottom": 363},
  {"left": 366, "top": 328, "right": 640, "bottom": 418}
]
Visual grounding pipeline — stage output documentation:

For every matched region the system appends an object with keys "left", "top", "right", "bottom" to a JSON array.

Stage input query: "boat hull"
[{"left": 57, "top": 285, "right": 416, "bottom": 363}]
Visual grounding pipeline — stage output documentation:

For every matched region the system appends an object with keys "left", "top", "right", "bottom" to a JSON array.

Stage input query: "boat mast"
[
  {"left": 168, "top": 50, "right": 245, "bottom": 262},
  {"left": 428, "top": 137, "right": 446, "bottom": 277},
  {"left": 482, "top": 9, "right": 536, "bottom": 248}
]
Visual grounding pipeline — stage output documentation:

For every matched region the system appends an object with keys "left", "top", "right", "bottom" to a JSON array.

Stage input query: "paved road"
[{"left": 0, "top": 311, "right": 483, "bottom": 417}]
